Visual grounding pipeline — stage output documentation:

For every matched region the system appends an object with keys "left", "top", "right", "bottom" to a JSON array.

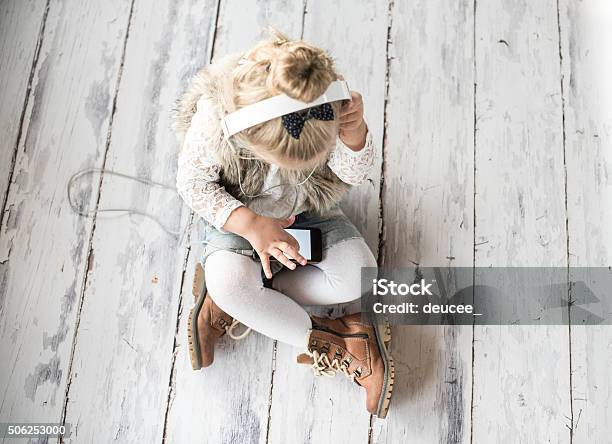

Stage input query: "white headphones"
[{"left": 221, "top": 80, "right": 351, "bottom": 139}]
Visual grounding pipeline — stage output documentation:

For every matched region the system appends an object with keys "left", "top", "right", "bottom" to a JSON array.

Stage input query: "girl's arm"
[
  {"left": 176, "top": 98, "right": 244, "bottom": 231},
  {"left": 328, "top": 91, "right": 376, "bottom": 185},
  {"left": 176, "top": 97, "right": 306, "bottom": 277},
  {"left": 328, "top": 129, "right": 375, "bottom": 186}
]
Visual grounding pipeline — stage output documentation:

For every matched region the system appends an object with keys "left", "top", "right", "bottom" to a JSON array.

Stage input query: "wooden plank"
[
  {"left": 60, "top": 0, "right": 218, "bottom": 442},
  {"left": 164, "top": 225, "right": 278, "bottom": 444},
  {"left": 266, "top": 1, "right": 388, "bottom": 442},
  {"left": 471, "top": 1, "right": 571, "bottom": 442},
  {"left": 304, "top": 3, "right": 386, "bottom": 254},
  {"left": 0, "top": 0, "right": 132, "bottom": 425},
  {"left": 374, "top": 0, "right": 474, "bottom": 442},
  {"left": 163, "top": 2, "right": 305, "bottom": 443},
  {"left": 0, "top": 0, "right": 48, "bottom": 218},
  {"left": 559, "top": 1, "right": 612, "bottom": 441}
]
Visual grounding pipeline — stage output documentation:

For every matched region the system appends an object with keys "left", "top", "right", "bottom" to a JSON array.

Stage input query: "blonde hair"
[{"left": 225, "top": 28, "right": 341, "bottom": 170}]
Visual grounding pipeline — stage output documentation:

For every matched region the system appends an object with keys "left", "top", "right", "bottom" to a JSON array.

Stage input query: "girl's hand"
[
  {"left": 224, "top": 207, "right": 307, "bottom": 278},
  {"left": 339, "top": 91, "right": 368, "bottom": 150},
  {"left": 244, "top": 214, "right": 307, "bottom": 278}
]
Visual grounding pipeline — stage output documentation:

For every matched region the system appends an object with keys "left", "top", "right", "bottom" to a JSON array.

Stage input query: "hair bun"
[{"left": 268, "top": 43, "right": 335, "bottom": 103}]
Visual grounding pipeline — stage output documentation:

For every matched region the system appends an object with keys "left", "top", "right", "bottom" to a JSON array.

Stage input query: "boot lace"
[
  {"left": 225, "top": 319, "right": 251, "bottom": 340},
  {"left": 309, "top": 350, "right": 356, "bottom": 382}
]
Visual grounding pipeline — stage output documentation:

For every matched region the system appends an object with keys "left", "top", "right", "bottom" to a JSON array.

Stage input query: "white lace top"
[{"left": 176, "top": 96, "right": 376, "bottom": 230}]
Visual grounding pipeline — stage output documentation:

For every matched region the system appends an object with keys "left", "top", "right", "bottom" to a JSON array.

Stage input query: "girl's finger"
[
  {"left": 339, "top": 101, "right": 359, "bottom": 116},
  {"left": 339, "top": 111, "right": 361, "bottom": 124},
  {"left": 340, "top": 106, "right": 360, "bottom": 117},
  {"left": 339, "top": 102, "right": 355, "bottom": 116},
  {"left": 340, "top": 118, "right": 362, "bottom": 130},
  {"left": 341, "top": 103, "right": 362, "bottom": 116},
  {"left": 347, "top": 92, "right": 362, "bottom": 106},
  {"left": 260, "top": 253, "right": 273, "bottom": 279},
  {"left": 280, "top": 234, "right": 300, "bottom": 250},
  {"left": 270, "top": 247, "right": 296, "bottom": 270},
  {"left": 277, "top": 241, "right": 307, "bottom": 265},
  {"left": 341, "top": 119, "right": 365, "bottom": 131}
]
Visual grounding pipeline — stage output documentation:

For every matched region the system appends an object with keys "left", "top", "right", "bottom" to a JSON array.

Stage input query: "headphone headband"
[{"left": 221, "top": 80, "right": 351, "bottom": 138}]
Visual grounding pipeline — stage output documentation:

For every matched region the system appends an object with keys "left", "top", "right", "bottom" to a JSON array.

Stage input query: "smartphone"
[{"left": 273, "top": 228, "right": 323, "bottom": 263}]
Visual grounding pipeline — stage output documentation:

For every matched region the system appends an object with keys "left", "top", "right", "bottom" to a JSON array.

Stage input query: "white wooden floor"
[{"left": 1, "top": 0, "right": 611, "bottom": 443}]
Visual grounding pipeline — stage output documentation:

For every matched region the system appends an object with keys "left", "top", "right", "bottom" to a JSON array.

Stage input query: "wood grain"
[
  {"left": 471, "top": 0, "right": 571, "bottom": 442},
  {"left": 0, "top": 0, "right": 48, "bottom": 216},
  {"left": 164, "top": 224, "right": 276, "bottom": 444},
  {"left": 266, "top": 2, "right": 388, "bottom": 442},
  {"left": 304, "top": 2, "right": 386, "bottom": 254},
  {"left": 60, "top": 0, "right": 218, "bottom": 442},
  {"left": 0, "top": 0, "right": 132, "bottom": 427},
  {"left": 163, "top": 2, "right": 304, "bottom": 443},
  {"left": 559, "top": 1, "right": 612, "bottom": 441},
  {"left": 375, "top": 0, "right": 475, "bottom": 442},
  {"left": 1, "top": 1, "right": 611, "bottom": 441}
]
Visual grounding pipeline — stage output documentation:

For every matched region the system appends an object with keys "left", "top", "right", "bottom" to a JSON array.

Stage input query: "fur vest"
[{"left": 171, "top": 53, "right": 349, "bottom": 215}]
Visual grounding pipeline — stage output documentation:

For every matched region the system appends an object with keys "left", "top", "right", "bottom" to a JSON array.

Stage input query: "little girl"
[{"left": 173, "top": 29, "right": 393, "bottom": 418}]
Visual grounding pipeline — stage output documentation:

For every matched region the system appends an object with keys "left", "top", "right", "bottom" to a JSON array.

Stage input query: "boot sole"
[
  {"left": 187, "top": 263, "right": 207, "bottom": 371},
  {"left": 382, "top": 318, "right": 392, "bottom": 348},
  {"left": 371, "top": 316, "right": 394, "bottom": 419}
]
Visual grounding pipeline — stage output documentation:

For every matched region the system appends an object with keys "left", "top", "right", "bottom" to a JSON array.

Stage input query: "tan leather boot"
[
  {"left": 187, "top": 263, "right": 250, "bottom": 370},
  {"left": 297, "top": 314, "right": 394, "bottom": 418}
]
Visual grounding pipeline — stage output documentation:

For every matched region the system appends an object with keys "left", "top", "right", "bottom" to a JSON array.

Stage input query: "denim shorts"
[{"left": 200, "top": 206, "right": 363, "bottom": 278}]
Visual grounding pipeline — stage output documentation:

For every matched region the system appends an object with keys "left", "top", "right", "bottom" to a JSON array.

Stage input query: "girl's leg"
[
  {"left": 272, "top": 238, "right": 377, "bottom": 306},
  {"left": 272, "top": 239, "right": 393, "bottom": 419},
  {"left": 204, "top": 249, "right": 311, "bottom": 347}
]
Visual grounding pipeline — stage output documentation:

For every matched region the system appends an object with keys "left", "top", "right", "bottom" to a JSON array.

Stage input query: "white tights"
[{"left": 204, "top": 238, "right": 377, "bottom": 348}]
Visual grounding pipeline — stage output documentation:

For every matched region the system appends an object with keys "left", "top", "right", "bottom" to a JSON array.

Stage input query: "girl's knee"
[
  {"left": 203, "top": 250, "right": 261, "bottom": 308},
  {"left": 340, "top": 238, "right": 378, "bottom": 270},
  {"left": 327, "top": 239, "right": 378, "bottom": 302},
  {"left": 360, "top": 244, "right": 378, "bottom": 269}
]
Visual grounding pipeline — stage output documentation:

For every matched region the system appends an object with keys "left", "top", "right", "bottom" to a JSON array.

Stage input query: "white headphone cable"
[
  {"left": 67, "top": 167, "right": 268, "bottom": 258},
  {"left": 67, "top": 168, "right": 186, "bottom": 238}
]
